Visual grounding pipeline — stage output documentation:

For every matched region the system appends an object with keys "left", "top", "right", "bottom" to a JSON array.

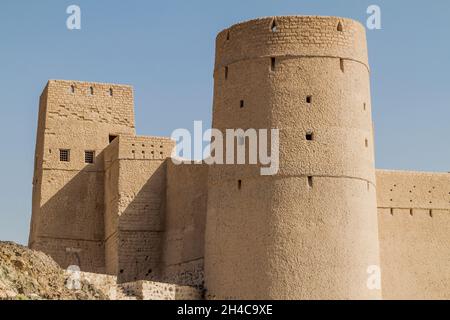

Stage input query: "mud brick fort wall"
[{"left": 29, "top": 16, "right": 450, "bottom": 300}]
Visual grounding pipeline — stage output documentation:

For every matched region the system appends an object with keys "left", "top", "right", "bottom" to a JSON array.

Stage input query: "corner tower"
[
  {"left": 29, "top": 80, "right": 135, "bottom": 273},
  {"left": 204, "top": 16, "right": 381, "bottom": 299}
]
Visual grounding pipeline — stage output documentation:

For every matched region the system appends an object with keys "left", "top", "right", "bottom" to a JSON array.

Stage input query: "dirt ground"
[{"left": 0, "top": 241, "right": 108, "bottom": 300}]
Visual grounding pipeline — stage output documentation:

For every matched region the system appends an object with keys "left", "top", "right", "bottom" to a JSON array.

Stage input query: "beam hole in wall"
[
  {"left": 271, "top": 57, "right": 276, "bottom": 71},
  {"left": 59, "top": 149, "right": 70, "bottom": 162},
  {"left": 306, "top": 132, "right": 314, "bottom": 141},
  {"left": 240, "top": 100, "right": 245, "bottom": 108},
  {"left": 307, "top": 176, "right": 313, "bottom": 188},
  {"left": 270, "top": 19, "right": 277, "bottom": 32},
  {"left": 337, "top": 22, "right": 343, "bottom": 32},
  {"left": 109, "top": 135, "right": 118, "bottom": 143},
  {"left": 238, "top": 180, "right": 242, "bottom": 190},
  {"left": 306, "top": 96, "right": 312, "bottom": 104}
]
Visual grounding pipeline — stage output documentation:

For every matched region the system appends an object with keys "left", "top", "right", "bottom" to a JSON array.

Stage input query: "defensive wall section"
[{"left": 29, "top": 16, "right": 450, "bottom": 300}]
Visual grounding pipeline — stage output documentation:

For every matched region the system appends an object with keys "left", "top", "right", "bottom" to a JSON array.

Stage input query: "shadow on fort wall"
[
  {"left": 116, "top": 162, "right": 167, "bottom": 284},
  {"left": 35, "top": 150, "right": 107, "bottom": 273}
]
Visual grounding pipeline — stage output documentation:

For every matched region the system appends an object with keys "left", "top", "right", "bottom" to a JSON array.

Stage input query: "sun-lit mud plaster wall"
[
  {"left": 29, "top": 80, "right": 135, "bottom": 273},
  {"left": 161, "top": 162, "right": 208, "bottom": 287},
  {"left": 205, "top": 16, "right": 381, "bottom": 300},
  {"left": 376, "top": 170, "right": 450, "bottom": 300},
  {"left": 103, "top": 135, "right": 174, "bottom": 283}
]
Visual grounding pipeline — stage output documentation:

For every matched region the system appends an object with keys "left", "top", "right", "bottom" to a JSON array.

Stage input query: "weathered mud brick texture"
[{"left": 30, "top": 16, "right": 450, "bottom": 300}]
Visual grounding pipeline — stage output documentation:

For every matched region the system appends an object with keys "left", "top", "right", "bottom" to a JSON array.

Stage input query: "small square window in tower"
[
  {"left": 85, "top": 151, "right": 95, "bottom": 164},
  {"left": 60, "top": 149, "right": 70, "bottom": 162},
  {"left": 306, "top": 132, "right": 314, "bottom": 141},
  {"left": 109, "top": 135, "right": 118, "bottom": 143}
]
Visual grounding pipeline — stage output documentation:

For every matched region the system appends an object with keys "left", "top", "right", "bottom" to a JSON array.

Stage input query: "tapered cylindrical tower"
[{"left": 204, "top": 16, "right": 381, "bottom": 299}]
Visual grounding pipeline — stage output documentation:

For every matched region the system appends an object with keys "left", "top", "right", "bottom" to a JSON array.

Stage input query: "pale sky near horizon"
[{"left": 0, "top": 0, "right": 449, "bottom": 244}]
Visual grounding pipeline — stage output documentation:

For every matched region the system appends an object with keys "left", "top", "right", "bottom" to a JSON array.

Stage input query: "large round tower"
[{"left": 204, "top": 16, "right": 381, "bottom": 299}]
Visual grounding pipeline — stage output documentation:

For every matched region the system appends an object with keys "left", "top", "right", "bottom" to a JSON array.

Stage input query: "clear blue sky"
[{"left": 1, "top": 0, "right": 449, "bottom": 244}]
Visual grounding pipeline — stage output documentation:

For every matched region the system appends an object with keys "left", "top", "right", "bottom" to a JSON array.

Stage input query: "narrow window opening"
[
  {"left": 240, "top": 100, "right": 245, "bottom": 108},
  {"left": 226, "top": 30, "right": 230, "bottom": 41},
  {"left": 340, "top": 58, "right": 345, "bottom": 72},
  {"left": 70, "top": 85, "right": 75, "bottom": 94},
  {"left": 365, "top": 139, "right": 369, "bottom": 148},
  {"left": 225, "top": 66, "right": 229, "bottom": 80},
  {"left": 271, "top": 19, "right": 277, "bottom": 32},
  {"left": 410, "top": 209, "right": 413, "bottom": 216},
  {"left": 85, "top": 151, "right": 95, "bottom": 164},
  {"left": 271, "top": 57, "right": 276, "bottom": 71},
  {"left": 390, "top": 208, "right": 394, "bottom": 216},
  {"left": 109, "top": 135, "right": 118, "bottom": 143},
  {"left": 363, "top": 103, "right": 367, "bottom": 111},
  {"left": 59, "top": 149, "right": 70, "bottom": 162},
  {"left": 306, "top": 96, "right": 312, "bottom": 104},
  {"left": 89, "top": 86, "right": 94, "bottom": 95},
  {"left": 337, "top": 22, "right": 343, "bottom": 32},
  {"left": 306, "top": 132, "right": 314, "bottom": 141},
  {"left": 109, "top": 88, "right": 113, "bottom": 96},
  {"left": 307, "top": 176, "right": 313, "bottom": 188},
  {"left": 429, "top": 210, "right": 433, "bottom": 218},
  {"left": 238, "top": 180, "right": 242, "bottom": 190}
]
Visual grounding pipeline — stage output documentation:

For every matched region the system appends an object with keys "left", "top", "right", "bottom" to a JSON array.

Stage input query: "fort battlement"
[{"left": 29, "top": 16, "right": 450, "bottom": 300}]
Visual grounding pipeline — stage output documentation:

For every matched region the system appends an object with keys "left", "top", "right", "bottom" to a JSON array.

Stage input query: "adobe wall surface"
[
  {"left": 103, "top": 135, "right": 175, "bottom": 283},
  {"left": 28, "top": 16, "right": 450, "bottom": 301},
  {"left": 162, "top": 162, "right": 208, "bottom": 287},
  {"left": 376, "top": 170, "right": 450, "bottom": 299},
  {"left": 121, "top": 280, "right": 202, "bottom": 300},
  {"left": 30, "top": 80, "right": 135, "bottom": 273},
  {"left": 205, "top": 16, "right": 381, "bottom": 300}
]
